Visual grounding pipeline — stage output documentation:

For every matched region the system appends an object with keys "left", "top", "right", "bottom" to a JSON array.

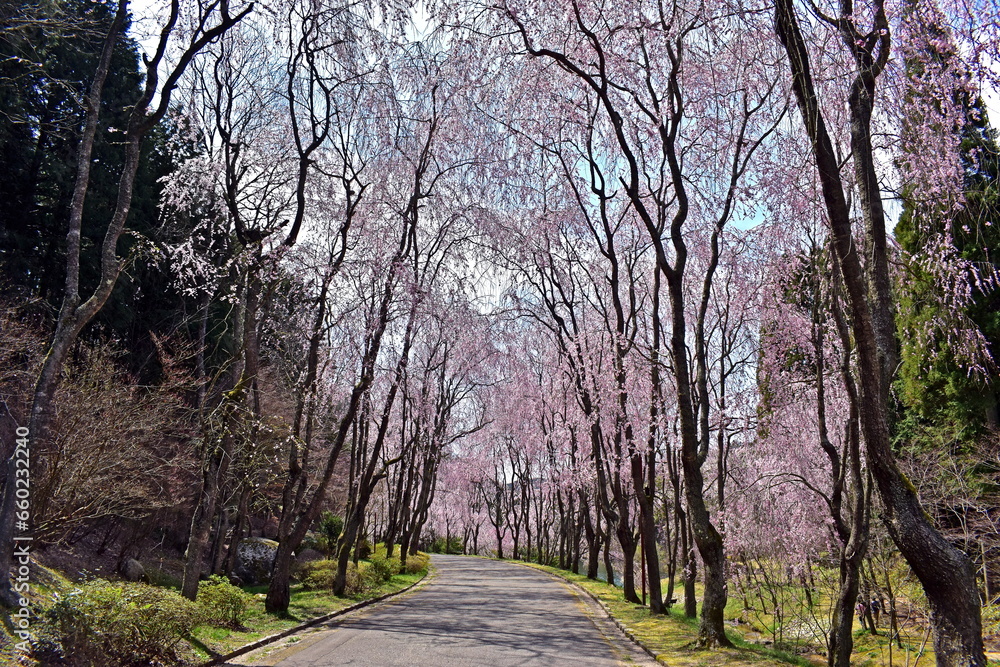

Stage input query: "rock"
[
  {"left": 295, "top": 548, "right": 324, "bottom": 564},
  {"left": 120, "top": 558, "right": 146, "bottom": 582},
  {"left": 234, "top": 537, "right": 279, "bottom": 585},
  {"left": 263, "top": 516, "right": 280, "bottom": 540}
]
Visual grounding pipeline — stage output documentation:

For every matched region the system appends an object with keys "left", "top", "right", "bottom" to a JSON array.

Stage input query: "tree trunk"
[
  {"left": 332, "top": 518, "right": 358, "bottom": 596},
  {"left": 632, "top": 462, "right": 663, "bottom": 613},
  {"left": 603, "top": 529, "right": 615, "bottom": 587},
  {"left": 829, "top": 549, "right": 864, "bottom": 667},
  {"left": 774, "top": 1, "right": 986, "bottom": 661},
  {"left": 182, "top": 420, "right": 235, "bottom": 600},
  {"left": 183, "top": 275, "right": 255, "bottom": 600},
  {"left": 557, "top": 489, "right": 567, "bottom": 570},
  {"left": 683, "top": 513, "right": 697, "bottom": 619},
  {"left": 668, "top": 272, "right": 731, "bottom": 646},
  {"left": 210, "top": 506, "right": 229, "bottom": 575},
  {"left": 224, "top": 486, "right": 250, "bottom": 577},
  {"left": 583, "top": 494, "right": 600, "bottom": 579},
  {"left": 617, "top": 522, "right": 640, "bottom": 603},
  {"left": 638, "top": 262, "right": 665, "bottom": 614},
  {"left": 267, "top": 544, "right": 295, "bottom": 614}
]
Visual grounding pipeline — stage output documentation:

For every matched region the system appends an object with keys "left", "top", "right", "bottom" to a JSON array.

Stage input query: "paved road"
[{"left": 254, "top": 554, "right": 658, "bottom": 666}]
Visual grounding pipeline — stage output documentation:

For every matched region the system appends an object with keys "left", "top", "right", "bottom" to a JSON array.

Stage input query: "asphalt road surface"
[{"left": 256, "top": 554, "right": 659, "bottom": 667}]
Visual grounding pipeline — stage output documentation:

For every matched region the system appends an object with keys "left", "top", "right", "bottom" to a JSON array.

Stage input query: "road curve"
[{"left": 258, "top": 554, "right": 658, "bottom": 667}]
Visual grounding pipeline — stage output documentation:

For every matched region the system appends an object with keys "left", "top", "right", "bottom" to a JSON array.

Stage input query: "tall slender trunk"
[
  {"left": 638, "top": 264, "right": 665, "bottom": 613},
  {"left": 634, "top": 484, "right": 663, "bottom": 613},
  {"left": 181, "top": 441, "right": 228, "bottom": 598},
  {"left": 0, "top": 2, "right": 127, "bottom": 606},
  {"left": 617, "top": 522, "right": 637, "bottom": 601},
  {"left": 583, "top": 492, "right": 600, "bottom": 579},
  {"left": 557, "top": 489, "right": 567, "bottom": 570},
  {"left": 667, "top": 269, "right": 731, "bottom": 646},
  {"left": 826, "top": 258, "right": 871, "bottom": 667},
  {"left": 210, "top": 507, "right": 229, "bottom": 575},
  {"left": 603, "top": 529, "right": 615, "bottom": 587},
  {"left": 333, "top": 512, "right": 362, "bottom": 596},
  {"left": 183, "top": 268, "right": 259, "bottom": 600},
  {"left": 182, "top": 371, "right": 246, "bottom": 599},
  {"left": 569, "top": 492, "right": 581, "bottom": 574},
  {"left": 223, "top": 484, "right": 250, "bottom": 577},
  {"left": 683, "top": 512, "right": 697, "bottom": 619}
]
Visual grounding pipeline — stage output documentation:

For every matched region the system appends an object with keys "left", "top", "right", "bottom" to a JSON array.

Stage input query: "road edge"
[
  {"left": 509, "top": 560, "right": 667, "bottom": 666},
  {"left": 199, "top": 568, "right": 434, "bottom": 666}
]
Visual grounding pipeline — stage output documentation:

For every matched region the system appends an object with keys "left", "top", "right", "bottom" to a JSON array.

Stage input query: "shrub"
[
  {"left": 299, "top": 559, "right": 337, "bottom": 591},
  {"left": 47, "top": 579, "right": 200, "bottom": 666},
  {"left": 299, "top": 531, "right": 323, "bottom": 554},
  {"left": 301, "top": 559, "right": 384, "bottom": 596},
  {"left": 343, "top": 562, "right": 382, "bottom": 597},
  {"left": 403, "top": 551, "right": 430, "bottom": 575},
  {"left": 369, "top": 552, "right": 400, "bottom": 582},
  {"left": 983, "top": 600, "right": 1000, "bottom": 637},
  {"left": 429, "top": 535, "right": 464, "bottom": 554},
  {"left": 197, "top": 575, "right": 256, "bottom": 628},
  {"left": 355, "top": 537, "right": 372, "bottom": 560}
]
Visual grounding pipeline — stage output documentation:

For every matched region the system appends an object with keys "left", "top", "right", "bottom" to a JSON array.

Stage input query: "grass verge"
[
  {"left": 186, "top": 568, "right": 428, "bottom": 662},
  {"left": 516, "top": 562, "right": 816, "bottom": 667}
]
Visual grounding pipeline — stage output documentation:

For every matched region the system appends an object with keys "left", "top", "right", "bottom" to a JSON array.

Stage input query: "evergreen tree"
[
  {"left": 895, "top": 98, "right": 1000, "bottom": 442},
  {"left": 893, "top": 0, "right": 999, "bottom": 443},
  {"left": 0, "top": 0, "right": 183, "bottom": 378}
]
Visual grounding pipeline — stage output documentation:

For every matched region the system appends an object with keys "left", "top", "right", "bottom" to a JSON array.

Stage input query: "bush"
[
  {"left": 342, "top": 562, "right": 363, "bottom": 596},
  {"left": 197, "top": 575, "right": 256, "bottom": 628},
  {"left": 301, "top": 559, "right": 383, "bottom": 596},
  {"left": 429, "top": 535, "right": 464, "bottom": 554},
  {"left": 403, "top": 551, "right": 430, "bottom": 575},
  {"left": 355, "top": 537, "right": 372, "bottom": 560},
  {"left": 299, "top": 531, "right": 324, "bottom": 554},
  {"left": 343, "top": 562, "right": 382, "bottom": 597},
  {"left": 47, "top": 580, "right": 200, "bottom": 666},
  {"left": 299, "top": 559, "right": 337, "bottom": 591},
  {"left": 983, "top": 600, "right": 1000, "bottom": 637},
  {"left": 369, "top": 552, "right": 401, "bottom": 582}
]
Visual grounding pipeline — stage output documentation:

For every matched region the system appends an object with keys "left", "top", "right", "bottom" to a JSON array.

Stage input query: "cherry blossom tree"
[
  {"left": 772, "top": 0, "right": 996, "bottom": 659},
  {"left": 330, "top": 68, "right": 478, "bottom": 590},
  {"left": 171, "top": 0, "right": 345, "bottom": 599},
  {"left": 737, "top": 233, "right": 871, "bottom": 666},
  {"left": 443, "top": 0, "right": 786, "bottom": 640}
]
